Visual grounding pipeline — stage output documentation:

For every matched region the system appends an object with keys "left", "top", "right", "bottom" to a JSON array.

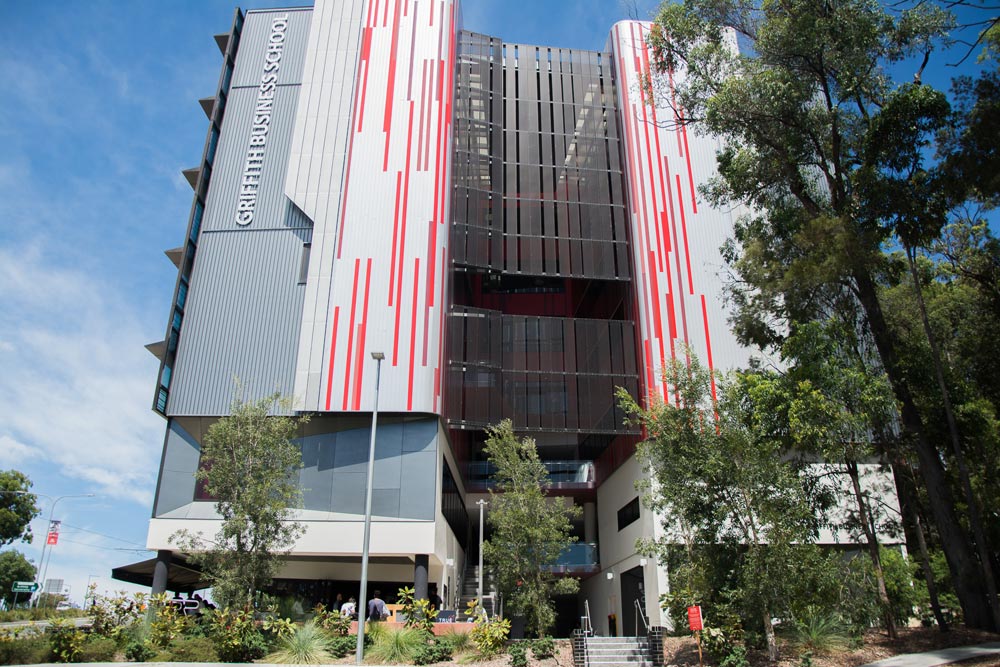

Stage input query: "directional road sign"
[{"left": 11, "top": 581, "right": 39, "bottom": 593}]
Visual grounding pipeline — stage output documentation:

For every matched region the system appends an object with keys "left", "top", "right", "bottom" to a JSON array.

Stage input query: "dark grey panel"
[
  {"left": 231, "top": 9, "right": 312, "bottom": 89},
  {"left": 153, "top": 421, "right": 201, "bottom": 517}
]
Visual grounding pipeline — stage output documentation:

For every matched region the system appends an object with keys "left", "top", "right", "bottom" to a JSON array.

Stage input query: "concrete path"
[{"left": 860, "top": 642, "right": 1000, "bottom": 667}]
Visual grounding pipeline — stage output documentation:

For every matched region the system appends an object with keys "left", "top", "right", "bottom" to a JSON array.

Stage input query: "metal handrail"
[
  {"left": 583, "top": 599, "right": 594, "bottom": 636},
  {"left": 634, "top": 599, "right": 649, "bottom": 635}
]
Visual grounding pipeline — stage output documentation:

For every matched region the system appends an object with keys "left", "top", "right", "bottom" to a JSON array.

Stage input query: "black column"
[
  {"left": 151, "top": 550, "right": 171, "bottom": 595},
  {"left": 414, "top": 554, "right": 429, "bottom": 600}
]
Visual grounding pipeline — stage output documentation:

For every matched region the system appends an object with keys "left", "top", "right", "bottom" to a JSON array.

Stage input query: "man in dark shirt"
[{"left": 367, "top": 590, "right": 388, "bottom": 621}]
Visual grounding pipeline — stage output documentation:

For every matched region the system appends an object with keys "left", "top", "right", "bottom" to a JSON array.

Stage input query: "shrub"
[
  {"left": 699, "top": 627, "right": 748, "bottom": 667},
  {"left": 149, "top": 593, "right": 191, "bottom": 648},
  {"left": 86, "top": 586, "right": 147, "bottom": 646},
  {"left": 208, "top": 608, "right": 267, "bottom": 663},
  {"left": 78, "top": 636, "right": 117, "bottom": 663},
  {"left": 47, "top": 620, "right": 85, "bottom": 663},
  {"left": 266, "top": 622, "right": 334, "bottom": 664},
  {"left": 508, "top": 641, "right": 528, "bottom": 667},
  {"left": 312, "top": 604, "right": 351, "bottom": 637},
  {"left": 329, "top": 635, "right": 357, "bottom": 658},
  {"left": 470, "top": 614, "right": 510, "bottom": 657},
  {"left": 160, "top": 636, "right": 217, "bottom": 662},
  {"left": 789, "top": 609, "right": 852, "bottom": 655},
  {"left": 438, "top": 629, "right": 472, "bottom": 654},
  {"left": 413, "top": 639, "right": 452, "bottom": 666},
  {"left": 365, "top": 625, "right": 427, "bottom": 664},
  {"left": 123, "top": 640, "right": 155, "bottom": 663},
  {"left": 531, "top": 636, "right": 555, "bottom": 660},
  {"left": 398, "top": 586, "right": 439, "bottom": 633},
  {"left": 0, "top": 637, "right": 51, "bottom": 666}
]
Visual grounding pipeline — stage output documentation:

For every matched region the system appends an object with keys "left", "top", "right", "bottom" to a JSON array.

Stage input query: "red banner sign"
[
  {"left": 46, "top": 532, "right": 59, "bottom": 545},
  {"left": 687, "top": 605, "right": 703, "bottom": 632}
]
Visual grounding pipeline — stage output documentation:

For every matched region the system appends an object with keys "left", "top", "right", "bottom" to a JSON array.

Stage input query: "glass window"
[
  {"left": 298, "top": 243, "right": 311, "bottom": 285},
  {"left": 206, "top": 126, "right": 220, "bottom": 165},
  {"left": 176, "top": 278, "right": 188, "bottom": 311},
  {"left": 617, "top": 497, "right": 640, "bottom": 531},
  {"left": 160, "top": 365, "right": 172, "bottom": 390},
  {"left": 155, "top": 388, "right": 168, "bottom": 414},
  {"left": 190, "top": 201, "right": 203, "bottom": 244}
]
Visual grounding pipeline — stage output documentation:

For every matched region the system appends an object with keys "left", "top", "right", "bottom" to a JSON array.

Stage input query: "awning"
[{"left": 111, "top": 555, "right": 209, "bottom": 593}]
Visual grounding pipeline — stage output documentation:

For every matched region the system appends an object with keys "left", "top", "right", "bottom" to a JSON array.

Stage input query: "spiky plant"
[
  {"left": 365, "top": 625, "right": 427, "bottom": 664},
  {"left": 266, "top": 621, "right": 335, "bottom": 664}
]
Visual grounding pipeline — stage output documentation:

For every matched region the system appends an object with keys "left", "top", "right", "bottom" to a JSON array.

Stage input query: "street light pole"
[
  {"left": 356, "top": 351, "right": 384, "bottom": 666},
  {"left": 35, "top": 494, "right": 94, "bottom": 607},
  {"left": 476, "top": 499, "right": 487, "bottom": 615},
  {"left": 9, "top": 491, "right": 93, "bottom": 607}
]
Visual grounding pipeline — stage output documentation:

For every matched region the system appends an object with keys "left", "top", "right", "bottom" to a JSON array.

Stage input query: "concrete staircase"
[
  {"left": 457, "top": 564, "right": 496, "bottom": 618},
  {"left": 581, "top": 636, "right": 655, "bottom": 667}
]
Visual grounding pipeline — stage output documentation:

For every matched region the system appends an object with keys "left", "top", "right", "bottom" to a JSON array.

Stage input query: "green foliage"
[
  {"left": 265, "top": 621, "right": 335, "bottom": 664},
  {"left": 482, "top": 420, "right": 581, "bottom": 638},
  {"left": 328, "top": 634, "right": 357, "bottom": 658},
  {"left": 437, "top": 629, "right": 472, "bottom": 654},
  {"left": 312, "top": 603, "right": 351, "bottom": 636},
  {"left": 365, "top": 624, "right": 427, "bottom": 664},
  {"left": 261, "top": 615, "right": 297, "bottom": 641},
  {"left": 0, "top": 635, "right": 51, "bottom": 666},
  {"left": 46, "top": 619, "right": 84, "bottom": 663},
  {"left": 208, "top": 607, "right": 268, "bottom": 663},
  {"left": 398, "top": 586, "right": 439, "bottom": 632},
  {"left": 530, "top": 636, "right": 555, "bottom": 660},
  {"left": 468, "top": 607, "right": 511, "bottom": 657},
  {"left": 699, "top": 628, "right": 749, "bottom": 667},
  {"left": 123, "top": 639, "right": 156, "bottom": 663},
  {"left": 508, "top": 641, "right": 528, "bottom": 667},
  {"left": 156, "top": 635, "right": 217, "bottom": 663},
  {"left": 0, "top": 551, "right": 36, "bottom": 609},
  {"left": 413, "top": 638, "right": 453, "bottom": 665},
  {"left": 788, "top": 609, "right": 852, "bottom": 655},
  {"left": 0, "top": 470, "right": 41, "bottom": 547},
  {"left": 86, "top": 586, "right": 147, "bottom": 645},
  {"left": 172, "top": 387, "right": 308, "bottom": 609},
  {"left": 149, "top": 593, "right": 191, "bottom": 648},
  {"left": 77, "top": 636, "right": 117, "bottom": 663}
]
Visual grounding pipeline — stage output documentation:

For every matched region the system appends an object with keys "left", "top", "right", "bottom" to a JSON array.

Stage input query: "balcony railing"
[
  {"left": 467, "top": 460, "right": 595, "bottom": 490},
  {"left": 547, "top": 542, "right": 599, "bottom": 574}
]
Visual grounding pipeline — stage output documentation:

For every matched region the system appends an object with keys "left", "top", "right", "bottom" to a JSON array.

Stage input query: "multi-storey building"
[{"left": 124, "top": 0, "right": 861, "bottom": 636}]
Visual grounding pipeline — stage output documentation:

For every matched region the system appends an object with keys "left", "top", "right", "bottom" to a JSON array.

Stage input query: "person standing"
[
  {"left": 341, "top": 596, "right": 357, "bottom": 619},
  {"left": 367, "top": 590, "right": 388, "bottom": 621}
]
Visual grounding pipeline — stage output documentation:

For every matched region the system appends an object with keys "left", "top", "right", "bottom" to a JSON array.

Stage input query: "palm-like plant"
[{"left": 266, "top": 621, "right": 335, "bottom": 664}]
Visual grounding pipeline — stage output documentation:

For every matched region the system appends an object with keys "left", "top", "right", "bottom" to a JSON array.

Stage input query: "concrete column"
[
  {"left": 151, "top": 550, "right": 171, "bottom": 595},
  {"left": 583, "top": 502, "right": 597, "bottom": 543},
  {"left": 414, "top": 554, "right": 429, "bottom": 600}
]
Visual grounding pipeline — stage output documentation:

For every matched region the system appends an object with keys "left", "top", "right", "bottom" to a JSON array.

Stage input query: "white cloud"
[
  {"left": 0, "top": 245, "right": 164, "bottom": 507},
  {"left": 0, "top": 435, "right": 42, "bottom": 466}
]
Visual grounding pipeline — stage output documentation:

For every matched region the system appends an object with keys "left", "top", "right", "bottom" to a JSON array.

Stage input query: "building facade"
[{"left": 136, "top": 0, "right": 885, "bottom": 635}]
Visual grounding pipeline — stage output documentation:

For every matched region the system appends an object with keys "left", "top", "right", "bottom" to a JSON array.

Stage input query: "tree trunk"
[
  {"left": 846, "top": 460, "right": 897, "bottom": 638},
  {"left": 904, "top": 246, "right": 1000, "bottom": 631},
  {"left": 852, "top": 268, "right": 995, "bottom": 631},
  {"left": 891, "top": 457, "right": 949, "bottom": 632},
  {"left": 763, "top": 609, "right": 778, "bottom": 662}
]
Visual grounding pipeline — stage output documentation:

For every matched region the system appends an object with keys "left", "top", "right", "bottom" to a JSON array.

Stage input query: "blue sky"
[{"left": 0, "top": 0, "right": 990, "bottom": 605}]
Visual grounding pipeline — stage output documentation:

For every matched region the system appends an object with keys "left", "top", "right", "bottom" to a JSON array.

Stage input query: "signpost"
[
  {"left": 688, "top": 606, "right": 704, "bottom": 667},
  {"left": 11, "top": 581, "right": 39, "bottom": 593}
]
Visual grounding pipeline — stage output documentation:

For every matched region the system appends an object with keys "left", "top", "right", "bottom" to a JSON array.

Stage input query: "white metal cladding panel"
[
  {"left": 203, "top": 85, "right": 306, "bottom": 232},
  {"left": 290, "top": 0, "right": 459, "bottom": 414},
  {"left": 167, "top": 227, "right": 310, "bottom": 416},
  {"left": 231, "top": 9, "right": 312, "bottom": 89},
  {"left": 609, "top": 21, "right": 752, "bottom": 405}
]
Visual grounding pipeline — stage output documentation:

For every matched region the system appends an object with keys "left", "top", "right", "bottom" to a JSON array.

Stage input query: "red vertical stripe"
[
  {"left": 701, "top": 295, "right": 717, "bottom": 402},
  {"left": 352, "top": 259, "right": 374, "bottom": 410},
  {"left": 676, "top": 174, "right": 694, "bottom": 294},
  {"left": 681, "top": 125, "right": 698, "bottom": 213},
  {"left": 393, "top": 102, "right": 417, "bottom": 365},
  {"left": 382, "top": 0, "right": 402, "bottom": 171},
  {"left": 417, "top": 61, "right": 427, "bottom": 169},
  {"left": 389, "top": 171, "right": 402, "bottom": 305},
  {"left": 324, "top": 307, "right": 341, "bottom": 411},
  {"left": 342, "top": 259, "right": 362, "bottom": 410},
  {"left": 407, "top": 258, "right": 421, "bottom": 409},
  {"left": 357, "top": 28, "right": 373, "bottom": 131}
]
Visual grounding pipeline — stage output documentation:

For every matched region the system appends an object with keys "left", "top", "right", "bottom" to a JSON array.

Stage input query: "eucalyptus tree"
[{"left": 646, "top": 0, "right": 997, "bottom": 629}]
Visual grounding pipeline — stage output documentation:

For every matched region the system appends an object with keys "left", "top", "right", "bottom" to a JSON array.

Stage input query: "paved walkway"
[{"left": 860, "top": 642, "right": 1000, "bottom": 667}]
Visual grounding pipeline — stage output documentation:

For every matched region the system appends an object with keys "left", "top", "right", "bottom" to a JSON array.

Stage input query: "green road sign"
[{"left": 11, "top": 581, "right": 39, "bottom": 593}]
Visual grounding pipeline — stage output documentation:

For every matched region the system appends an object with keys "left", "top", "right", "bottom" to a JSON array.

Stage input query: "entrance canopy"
[{"left": 111, "top": 555, "right": 208, "bottom": 593}]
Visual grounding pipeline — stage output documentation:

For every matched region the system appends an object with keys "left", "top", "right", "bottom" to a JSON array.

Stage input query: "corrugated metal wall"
[
  {"left": 168, "top": 9, "right": 312, "bottom": 416},
  {"left": 288, "top": 0, "right": 459, "bottom": 416},
  {"left": 609, "top": 21, "right": 753, "bottom": 403}
]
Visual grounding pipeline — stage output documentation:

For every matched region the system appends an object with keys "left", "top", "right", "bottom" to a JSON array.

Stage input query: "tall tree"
[
  {"left": 0, "top": 550, "right": 35, "bottom": 607},
  {"left": 172, "top": 390, "right": 307, "bottom": 609},
  {"left": 0, "top": 470, "right": 41, "bottom": 546},
  {"left": 647, "top": 0, "right": 997, "bottom": 630},
  {"left": 482, "top": 420, "right": 580, "bottom": 639},
  {"left": 619, "top": 357, "right": 819, "bottom": 661}
]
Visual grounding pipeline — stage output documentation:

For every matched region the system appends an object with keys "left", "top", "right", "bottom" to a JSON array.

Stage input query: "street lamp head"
[{"left": 371, "top": 351, "right": 385, "bottom": 360}]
